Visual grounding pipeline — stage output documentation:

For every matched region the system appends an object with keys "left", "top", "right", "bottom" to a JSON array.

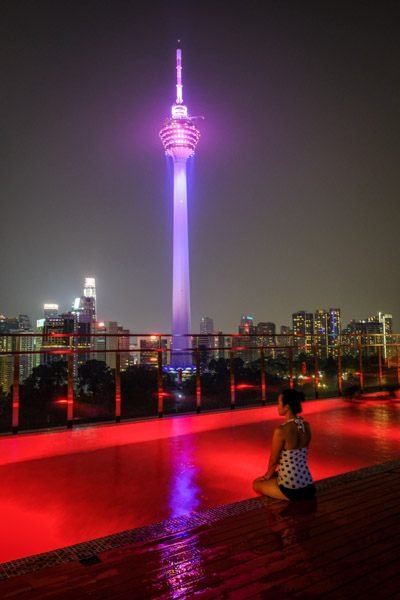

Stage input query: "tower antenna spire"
[{"left": 176, "top": 46, "right": 183, "bottom": 104}]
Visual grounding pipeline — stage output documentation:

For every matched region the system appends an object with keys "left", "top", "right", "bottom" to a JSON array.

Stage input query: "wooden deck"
[{"left": 1, "top": 460, "right": 400, "bottom": 599}]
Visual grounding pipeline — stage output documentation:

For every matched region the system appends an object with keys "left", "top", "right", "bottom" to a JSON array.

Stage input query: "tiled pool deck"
[{"left": 1, "top": 460, "right": 399, "bottom": 598}]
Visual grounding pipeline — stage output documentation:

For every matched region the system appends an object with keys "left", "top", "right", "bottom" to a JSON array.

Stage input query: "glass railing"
[{"left": 0, "top": 333, "right": 399, "bottom": 434}]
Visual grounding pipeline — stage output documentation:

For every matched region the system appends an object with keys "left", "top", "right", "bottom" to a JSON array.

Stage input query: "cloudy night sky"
[{"left": 1, "top": 0, "right": 399, "bottom": 333}]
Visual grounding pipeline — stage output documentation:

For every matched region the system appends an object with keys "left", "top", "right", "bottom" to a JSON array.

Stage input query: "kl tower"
[{"left": 160, "top": 47, "right": 201, "bottom": 367}]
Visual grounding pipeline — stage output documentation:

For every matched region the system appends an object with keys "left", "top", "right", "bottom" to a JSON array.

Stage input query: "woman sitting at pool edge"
[{"left": 253, "top": 389, "right": 315, "bottom": 501}]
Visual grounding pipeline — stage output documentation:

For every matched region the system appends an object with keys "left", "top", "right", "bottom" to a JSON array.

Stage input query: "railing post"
[
  {"left": 260, "top": 348, "right": 266, "bottom": 406},
  {"left": 157, "top": 336, "right": 164, "bottom": 418},
  {"left": 358, "top": 344, "right": 364, "bottom": 392},
  {"left": 12, "top": 336, "right": 20, "bottom": 434},
  {"left": 337, "top": 346, "right": 343, "bottom": 396},
  {"left": 313, "top": 347, "right": 319, "bottom": 399},
  {"left": 288, "top": 346, "right": 294, "bottom": 389},
  {"left": 67, "top": 337, "right": 74, "bottom": 428},
  {"left": 397, "top": 346, "right": 400, "bottom": 388},
  {"left": 377, "top": 344, "right": 383, "bottom": 390},
  {"left": 115, "top": 348, "right": 121, "bottom": 423},
  {"left": 195, "top": 339, "right": 201, "bottom": 414},
  {"left": 229, "top": 348, "right": 236, "bottom": 409}
]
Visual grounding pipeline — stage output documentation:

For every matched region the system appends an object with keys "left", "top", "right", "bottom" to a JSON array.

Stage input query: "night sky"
[{"left": 1, "top": 1, "right": 399, "bottom": 332}]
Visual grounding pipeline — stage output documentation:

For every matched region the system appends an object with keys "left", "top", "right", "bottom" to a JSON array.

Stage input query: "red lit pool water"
[{"left": 1, "top": 397, "right": 400, "bottom": 563}]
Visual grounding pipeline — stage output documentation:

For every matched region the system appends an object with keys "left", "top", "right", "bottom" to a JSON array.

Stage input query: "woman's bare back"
[{"left": 281, "top": 420, "right": 311, "bottom": 450}]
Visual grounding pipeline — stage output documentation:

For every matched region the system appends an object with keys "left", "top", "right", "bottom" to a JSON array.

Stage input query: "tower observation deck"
[{"left": 160, "top": 48, "right": 201, "bottom": 367}]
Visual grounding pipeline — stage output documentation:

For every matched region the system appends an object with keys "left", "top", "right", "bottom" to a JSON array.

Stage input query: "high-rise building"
[
  {"left": 256, "top": 322, "right": 276, "bottom": 357},
  {"left": 139, "top": 336, "right": 168, "bottom": 367},
  {"left": 277, "top": 325, "right": 293, "bottom": 354},
  {"left": 19, "top": 333, "right": 36, "bottom": 382},
  {"left": 215, "top": 331, "right": 227, "bottom": 360},
  {"left": 238, "top": 315, "right": 255, "bottom": 336},
  {"left": 72, "top": 277, "right": 98, "bottom": 363},
  {"left": 343, "top": 313, "right": 392, "bottom": 359},
  {"left": 43, "top": 304, "right": 59, "bottom": 319},
  {"left": 0, "top": 314, "right": 36, "bottom": 391},
  {"left": 17, "top": 315, "right": 36, "bottom": 381},
  {"left": 94, "top": 321, "right": 107, "bottom": 363},
  {"left": 97, "top": 321, "right": 119, "bottom": 370},
  {"left": 0, "top": 315, "right": 15, "bottom": 392},
  {"left": 327, "top": 308, "right": 341, "bottom": 357},
  {"left": 198, "top": 317, "right": 215, "bottom": 364},
  {"left": 314, "top": 308, "right": 342, "bottom": 357},
  {"left": 292, "top": 311, "right": 314, "bottom": 354},
  {"left": 40, "top": 312, "right": 75, "bottom": 364},
  {"left": 200, "top": 317, "right": 214, "bottom": 337},
  {"left": 314, "top": 310, "right": 328, "bottom": 357},
  {"left": 95, "top": 321, "right": 131, "bottom": 370},
  {"left": 160, "top": 47, "right": 201, "bottom": 366},
  {"left": 378, "top": 312, "right": 393, "bottom": 360},
  {"left": 237, "top": 315, "right": 257, "bottom": 363},
  {"left": 118, "top": 325, "right": 130, "bottom": 370},
  {"left": 83, "top": 277, "right": 97, "bottom": 320},
  {"left": 18, "top": 315, "right": 32, "bottom": 331}
]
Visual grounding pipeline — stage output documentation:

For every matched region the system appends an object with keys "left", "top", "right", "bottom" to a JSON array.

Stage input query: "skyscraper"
[
  {"left": 314, "top": 308, "right": 342, "bottom": 357},
  {"left": 256, "top": 322, "right": 276, "bottom": 357},
  {"left": 278, "top": 325, "right": 293, "bottom": 355},
  {"left": 292, "top": 311, "right": 314, "bottom": 354},
  {"left": 72, "top": 277, "right": 97, "bottom": 366},
  {"left": 160, "top": 47, "right": 201, "bottom": 367},
  {"left": 82, "top": 277, "right": 97, "bottom": 321},
  {"left": 237, "top": 315, "right": 257, "bottom": 363},
  {"left": 327, "top": 308, "right": 341, "bottom": 357},
  {"left": 40, "top": 311, "right": 75, "bottom": 365},
  {"left": 200, "top": 316, "right": 214, "bottom": 333},
  {"left": 314, "top": 309, "right": 328, "bottom": 357},
  {"left": 199, "top": 317, "right": 215, "bottom": 364},
  {"left": 43, "top": 304, "right": 59, "bottom": 319},
  {"left": 378, "top": 312, "right": 393, "bottom": 360}
]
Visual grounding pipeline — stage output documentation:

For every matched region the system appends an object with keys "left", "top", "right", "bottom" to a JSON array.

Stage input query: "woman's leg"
[{"left": 253, "top": 476, "right": 289, "bottom": 500}]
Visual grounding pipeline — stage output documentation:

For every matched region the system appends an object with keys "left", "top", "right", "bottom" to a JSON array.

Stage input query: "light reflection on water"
[
  {"left": 168, "top": 434, "right": 201, "bottom": 519},
  {"left": 156, "top": 531, "right": 204, "bottom": 599},
  {"left": 161, "top": 428, "right": 205, "bottom": 596}
]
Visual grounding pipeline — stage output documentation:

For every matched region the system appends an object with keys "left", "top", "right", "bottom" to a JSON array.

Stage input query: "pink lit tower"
[{"left": 160, "top": 47, "right": 201, "bottom": 366}]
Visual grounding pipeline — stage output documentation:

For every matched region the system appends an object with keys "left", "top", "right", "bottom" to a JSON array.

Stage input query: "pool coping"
[{"left": 1, "top": 458, "right": 400, "bottom": 581}]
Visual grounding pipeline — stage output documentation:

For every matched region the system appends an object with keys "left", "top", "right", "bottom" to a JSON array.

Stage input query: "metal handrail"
[{"left": 1, "top": 332, "right": 399, "bottom": 434}]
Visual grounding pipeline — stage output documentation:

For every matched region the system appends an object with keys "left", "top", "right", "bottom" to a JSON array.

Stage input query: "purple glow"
[{"left": 160, "top": 48, "right": 201, "bottom": 366}]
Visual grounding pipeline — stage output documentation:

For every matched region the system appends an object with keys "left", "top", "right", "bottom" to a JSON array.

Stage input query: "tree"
[
  {"left": 77, "top": 360, "right": 114, "bottom": 404},
  {"left": 0, "top": 387, "right": 10, "bottom": 427},
  {"left": 21, "top": 360, "right": 68, "bottom": 405},
  {"left": 121, "top": 366, "right": 158, "bottom": 417}
]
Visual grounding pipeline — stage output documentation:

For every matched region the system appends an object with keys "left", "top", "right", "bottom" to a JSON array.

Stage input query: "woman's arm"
[
  {"left": 264, "top": 427, "right": 285, "bottom": 479},
  {"left": 305, "top": 421, "right": 312, "bottom": 447}
]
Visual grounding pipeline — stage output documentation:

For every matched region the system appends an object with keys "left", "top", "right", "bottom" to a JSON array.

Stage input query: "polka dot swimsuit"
[{"left": 277, "top": 417, "right": 313, "bottom": 490}]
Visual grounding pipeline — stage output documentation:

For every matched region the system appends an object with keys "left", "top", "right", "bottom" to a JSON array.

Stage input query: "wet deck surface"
[
  {"left": 2, "top": 397, "right": 400, "bottom": 564},
  {"left": 1, "top": 460, "right": 399, "bottom": 599}
]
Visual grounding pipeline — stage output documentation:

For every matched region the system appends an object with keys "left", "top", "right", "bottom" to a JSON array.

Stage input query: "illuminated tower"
[
  {"left": 83, "top": 277, "right": 97, "bottom": 320},
  {"left": 160, "top": 48, "right": 201, "bottom": 366}
]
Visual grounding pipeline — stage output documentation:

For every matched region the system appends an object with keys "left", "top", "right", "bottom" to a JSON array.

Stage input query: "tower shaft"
[{"left": 172, "top": 159, "right": 191, "bottom": 362}]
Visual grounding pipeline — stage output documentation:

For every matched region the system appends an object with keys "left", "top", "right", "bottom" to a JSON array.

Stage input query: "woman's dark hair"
[{"left": 280, "top": 388, "right": 304, "bottom": 414}]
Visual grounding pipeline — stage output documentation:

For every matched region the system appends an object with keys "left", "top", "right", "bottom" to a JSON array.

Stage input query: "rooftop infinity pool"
[{"left": 1, "top": 396, "right": 400, "bottom": 563}]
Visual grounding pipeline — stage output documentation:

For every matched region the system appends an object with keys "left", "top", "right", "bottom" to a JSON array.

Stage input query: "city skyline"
[
  {"left": 1, "top": 2, "right": 399, "bottom": 333},
  {"left": 1, "top": 278, "right": 394, "bottom": 336}
]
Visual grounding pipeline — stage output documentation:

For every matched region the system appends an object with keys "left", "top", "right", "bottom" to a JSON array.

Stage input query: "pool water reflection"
[{"left": 1, "top": 397, "right": 399, "bottom": 563}]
